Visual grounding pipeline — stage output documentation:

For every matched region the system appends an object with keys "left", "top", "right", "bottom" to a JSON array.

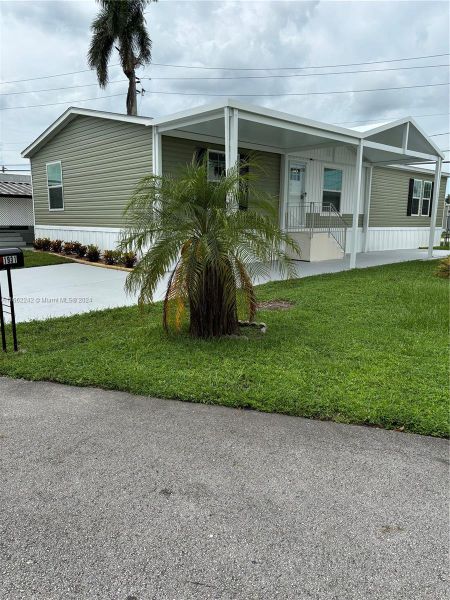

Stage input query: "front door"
[{"left": 286, "top": 162, "right": 306, "bottom": 229}]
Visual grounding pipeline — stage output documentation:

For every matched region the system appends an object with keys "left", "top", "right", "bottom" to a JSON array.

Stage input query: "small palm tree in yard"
[
  {"left": 119, "top": 160, "right": 299, "bottom": 338},
  {"left": 88, "top": 0, "right": 154, "bottom": 116}
]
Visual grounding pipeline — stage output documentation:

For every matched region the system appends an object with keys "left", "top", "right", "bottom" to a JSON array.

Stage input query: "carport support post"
[
  {"left": 350, "top": 141, "right": 364, "bottom": 269},
  {"left": 224, "top": 106, "right": 239, "bottom": 209},
  {"left": 427, "top": 157, "right": 442, "bottom": 258},
  {"left": 362, "top": 166, "right": 373, "bottom": 253},
  {"left": 152, "top": 126, "right": 162, "bottom": 176}
]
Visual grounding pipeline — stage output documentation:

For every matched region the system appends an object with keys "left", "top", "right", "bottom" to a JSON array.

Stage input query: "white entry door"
[{"left": 286, "top": 162, "right": 306, "bottom": 229}]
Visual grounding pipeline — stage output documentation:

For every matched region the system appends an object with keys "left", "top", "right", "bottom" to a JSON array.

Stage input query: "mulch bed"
[{"left": 256, "top": 300, "right": 294, "bottom": 310}]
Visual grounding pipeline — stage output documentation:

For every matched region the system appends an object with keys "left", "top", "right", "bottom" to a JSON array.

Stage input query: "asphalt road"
[{"left": 1, "top": 377, "right": 448, "bottom": 599}]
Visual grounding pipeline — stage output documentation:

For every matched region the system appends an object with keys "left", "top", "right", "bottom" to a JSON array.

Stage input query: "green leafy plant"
[
  {"left": 119, "top": 159, "right": 298, "bottom": 338},
  {"left": 121, "top": 251, "right": 137, "bottom": 269},
  {"left": 50, "top": 239, "right": 63, "bottom": 253},
  {"left": 86, "top": 244, "right": 100, "bottom": 262},
  {"left": 77, "top": 245, "right": 87, "bottom": 259},
  {"left": 103, "top": 249, "right": 121, "bottom": 265},
  {"left": 435, "top": 256, "right": 450, "bottom": 278}
]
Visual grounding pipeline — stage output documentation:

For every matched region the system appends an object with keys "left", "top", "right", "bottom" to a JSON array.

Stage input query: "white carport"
[{"left": 150, "top": 99, "right": 444, "bottom": 268}]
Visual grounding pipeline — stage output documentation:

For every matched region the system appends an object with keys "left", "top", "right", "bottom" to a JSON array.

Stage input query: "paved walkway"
[
  {"left": 1, "top": 377, "right": 448, "bottom": 599},
  {"left": 1, "top": 249, "right": 447, "bottom": 323}
]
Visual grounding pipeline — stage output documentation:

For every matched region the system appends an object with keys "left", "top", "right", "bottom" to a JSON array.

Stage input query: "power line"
[
  {"left": 1, "top": 81, "right": 447, "bottom": 110},
  {"left": 336, "top": 112, "right": 450, "bottom": 124},
  {"left": 141, "top": 81, "right": 449, "bottom": 98},
  {"left": 0, "top": 79, "right": 126, "bottom": 96},
  {"left": 2, "top": 63, "right": 449, "bottom": 98},
  {"left": 0, "top": 93, "right": 126, "bottom": 111},
  {"left": 1, "top": 52, "right": 449, "bottom": 85},
  {"left": 143, "top": 63, "right": 450, "bottom": 81},
  {"left": 149, "top": 52, "right": 450, "bottom": 71},
  {"left": 430, "top": 132, "right": 450, "bottom": 136}
]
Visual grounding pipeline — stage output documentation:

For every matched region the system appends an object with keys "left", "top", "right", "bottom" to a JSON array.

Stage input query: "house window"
[
  {"left": 46, "top": 161, "right": 64, "bottom": 210},
  {"left": 322, "top": 167, "right": 343, "bottom": 212},
  {"left": 207, "top": 150, "right": 226, "bottom": 182},
  {"left": 409, "top": 178, "right": 433, "bottom": 216},
  {"left": 421, "top": 181, "right": 432, "bottom": 216}
]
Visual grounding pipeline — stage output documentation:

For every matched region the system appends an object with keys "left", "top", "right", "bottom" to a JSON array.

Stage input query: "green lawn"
[
  {"left": 23, "top": 250, "right": 73, "bottom": 268},
  {"left": 0, "top": 260, "right": 448, "bottom": 437}
]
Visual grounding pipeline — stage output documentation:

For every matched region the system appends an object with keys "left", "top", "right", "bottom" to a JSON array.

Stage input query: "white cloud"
[{"left": 0, "top": 0, "right": 448, "bottom": 169}]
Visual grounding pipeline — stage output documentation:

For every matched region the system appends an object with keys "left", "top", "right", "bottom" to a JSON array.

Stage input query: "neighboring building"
[
  {"left": 21, "top": 100, "right": 448, "bottom": 264},
  {"left": 0, "top": 172, "right": 34, "bottom": 248}
]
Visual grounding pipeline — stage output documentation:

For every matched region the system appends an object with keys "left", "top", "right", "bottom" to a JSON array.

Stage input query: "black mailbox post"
[{"left": 0, "top": 248, "right": 24, "bottom": 352}]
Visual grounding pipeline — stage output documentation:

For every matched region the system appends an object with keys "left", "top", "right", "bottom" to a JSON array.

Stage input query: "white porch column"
[
  {"left": 362, "top": 165, "right": 373, "bottom": 253},
  {"left": 279, "top": 154, "right": 289, "bottom": 230},
  {"left": 350, "top": 140, "right": 364, "bottom": 269},
  {"left": 224, "top": 107, "right": 239, "bottom": 173},
  {"left": 152, "top": 126, "right": 162, "bottom": 176},
  {"left": 427, "top": 157, "right": 442, "bottom": 258}
]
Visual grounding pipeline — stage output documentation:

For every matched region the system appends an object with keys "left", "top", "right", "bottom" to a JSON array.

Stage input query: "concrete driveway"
[
  {"left": 2, "top": 248, "right": 448, "bottom": 323},
  {"left": 1, "top": 377, "right": 448, "bottom": 599}
]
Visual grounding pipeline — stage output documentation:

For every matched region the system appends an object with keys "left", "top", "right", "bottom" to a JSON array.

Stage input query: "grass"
[
  {"left": 23, "top": 250, "right": 72, "bottom": 268},
  {"left": 0, "top": 260, "right": 448, "bottom": 437}
]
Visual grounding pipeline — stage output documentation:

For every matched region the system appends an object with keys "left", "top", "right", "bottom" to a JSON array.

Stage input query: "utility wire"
[
  {"left": 1, "top": 82, "right": 447, "bottom": 110},
  {"left": 149, "top": 53, "right": 450, "bottom": 71},
  {"left": 336, "top": 112, "right": 450, "bottom": 124},
  {"left": 140, "top": 81, "right": 449, "bottom": 97},
  {"left": 430, "top": 132, "right": 450, "bottom": 136},
  {"left": 1, "top": 52, "right": 449, "bottom": 85},
  {"left": 2, "top": 64, "right": 450, "bottom": 96},
  {"left": 0, "top": 93, "right": 126, "bottom": 111}
]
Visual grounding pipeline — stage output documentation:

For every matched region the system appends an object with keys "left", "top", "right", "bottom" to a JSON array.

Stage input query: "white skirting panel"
[
  {"left": 344, "top": 228, "right": 364, "bottom": 253},
  {"left": 365, "top": 227, "right": 442, "bottom": 251},
  {"left": 35, "top": 225, "right": 122, "bottom": 250}
]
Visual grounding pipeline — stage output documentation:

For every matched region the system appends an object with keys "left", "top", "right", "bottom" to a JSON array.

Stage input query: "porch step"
[{"left": 0, "top": 240, "right": 27, "bottom": 248}]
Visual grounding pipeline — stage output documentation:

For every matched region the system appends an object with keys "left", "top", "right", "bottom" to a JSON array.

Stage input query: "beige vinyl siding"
[
  {"left": 162, "top": 135, "right": 281, "bottom": 212},
  {"left": 31, "top": 116, "right": 152, "bottom": 228},
  {"left": 369, "top": 166, "right": 447, "bottom": 227}
]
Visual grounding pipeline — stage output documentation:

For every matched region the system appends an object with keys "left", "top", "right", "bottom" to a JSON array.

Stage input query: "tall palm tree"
[
  {"left": 88, "top": 0, "right": 153, "bottom": 116},
  {"left": 119, "top": 160, "right": 299, "bottom": 338}
]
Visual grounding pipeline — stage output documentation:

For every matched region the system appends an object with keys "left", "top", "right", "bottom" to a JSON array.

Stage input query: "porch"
[{"left": 150, "top": 99, "right": 444, "bottom": 267}]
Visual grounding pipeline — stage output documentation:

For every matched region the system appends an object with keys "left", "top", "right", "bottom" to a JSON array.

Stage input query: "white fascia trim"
[
  {"left": 363, "top": 140, "right": 439, "bottom": 161},
  {"left": 360, "top": 116, "right": 444, "bottom": 160},
  {"left": 149, "top": 98, "right": 364, "bottom": 142},
  {"left": 22, "top": 107, "right": 152, "bottom": 158},
  {"left": 35, "top": 225, "right": 122, "bottom": 232}
]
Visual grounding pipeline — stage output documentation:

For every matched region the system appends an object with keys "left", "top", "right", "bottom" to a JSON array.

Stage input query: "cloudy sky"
[{"left": 0, "top": 0, "right": 449, "bottom": 171}]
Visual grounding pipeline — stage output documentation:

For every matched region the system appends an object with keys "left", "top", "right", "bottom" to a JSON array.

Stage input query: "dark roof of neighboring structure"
[{"left": 0, "top": 180, "right": 32, "bottom": 197}]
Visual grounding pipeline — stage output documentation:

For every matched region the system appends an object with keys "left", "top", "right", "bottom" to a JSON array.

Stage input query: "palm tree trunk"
[
  {"left": 189, "top": 265, "right": 239, "bottom": 338},
  {"left": 125, "top": 69, "right": 138, "bottom": 116}
]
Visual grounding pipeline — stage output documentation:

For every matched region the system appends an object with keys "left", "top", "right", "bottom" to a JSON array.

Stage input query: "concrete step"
[
  {"left": 0, "top": 235, "right": 23, "bottom": 242},
  {"left": 0, "top": 240, "right": 27, "bottom": 248}
]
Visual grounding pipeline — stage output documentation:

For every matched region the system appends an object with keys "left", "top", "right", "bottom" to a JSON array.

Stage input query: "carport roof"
[{"left": 22, "top": 98, "right": 445, "bottom": 165}]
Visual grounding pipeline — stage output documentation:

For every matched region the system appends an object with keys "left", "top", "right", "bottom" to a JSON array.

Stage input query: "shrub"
[
  {"left": 436, "top": 256, "right": 450, "bottom": 278},
  {"left": 34, "top": 238, "right": 51, "bottom": 251},
  {"left": 63, "top": 242, "right": 75, "bottom": 255},
  {"left": 50, "top": 239, "right": 63, "bottom": 253},
  {"left": 86, "top": 244, "right": 100, "bottom": 262},
  {"left": 76, "top": 245, "right": 87, "bottom": 259},
  {"left": 71, "top": 242, "right": 82, "bottom": 255},
  {"left": 121, "top": 251, "right": 137, "bottom": 269},
  {"left": 103, "top": 249, "right": 121, "bottom": 265}
]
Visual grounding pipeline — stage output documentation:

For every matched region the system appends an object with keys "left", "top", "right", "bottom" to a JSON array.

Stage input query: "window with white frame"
[
  {"left": 46, "top": 161, "right": 64, "bottom": 210},
  {"left": 322, "top": 167, "right": 343, "bottom": 212},
  {"left": 207, "top": 150, "right": 226, "bottom": 182},
  {"left": 421, "top": 181, "right": 433, "bottom": 215},
  {"left": 409, "top": 178, "right": 432, "bottom": 216}
]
